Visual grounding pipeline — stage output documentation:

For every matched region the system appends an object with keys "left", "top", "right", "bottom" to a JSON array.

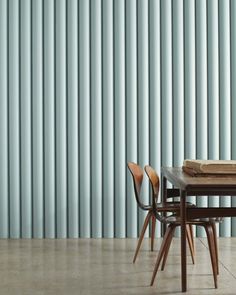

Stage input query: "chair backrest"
[
  {"left": 144, "top": 165, "right": 160, "bottom": 197},
  {"left": 127, "top": 162, "right": 147, "bottom": 210},
  {"left": 144, "top": 165, "right": 165, "bottom": 222}
]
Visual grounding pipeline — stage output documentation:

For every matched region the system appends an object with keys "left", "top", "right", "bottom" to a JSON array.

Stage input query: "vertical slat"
[
  {"left": 114, "top": 0, "right": 126, "bottom": 237},
  {"left": 219, "top": 0, "right": 231, "bottom": 237},
  {"left": 126, "top": 0, "right": 138, "bottom": 238},
  {"left": 195, "top": 0, "right": 208, "bottom": 237},
  {"left": 102, "top": 0, "right": 114, "bottom": 238},
  {"left": 0, "top": 0, "right": 8, "bottom": 238},
  {"left": 79, "top": 0, "right": 91, "bottom": 237},
  {"left": 173, "top": 0, "right": 184, "bottom": 169},
  {"left": 231, "top": 0, "right": 236, "bottom": 237},
  {"left": 137, "top": 0, "right": 149, "bottom": 237},
  {"left": 20, "top": 0, "right": 32, "bottom": 238},
  {"left": 149, "top": 0, "right": 161, "bottom": 237},
  {"left": 184, "top": 0, "right": 196, "bottom": 209},
  {"left": 9, "top": 0, "right": 20, "bottom": 238},
  {"left": 172, "top": 0, "right": 184, "bottom": 238},
  {"left": 91, "top": 0, "right": 102, "bottom": 238},
  {"left": 161, "top": 0, "right": 172, "bottom": 234},
  {"left": 2, "top": 0, "right": 236, "bottom": 239},
  {"left": 67, "top": 0, "right": 79, "bottom": 238},
  {"left": 207, "top": 0, "right": 220, "bottom": 236},
  {"left": 32, "top": 0, "right": 43, "bottom": 238},
  {"left": 55, "top": 0, "right": 67, "bottom": 238},
  {"left": 44, "top": 0, "right": 55, "bottom": 238},
  {"left": 161, "top": 0, "right": 172, "bottom": 168}
]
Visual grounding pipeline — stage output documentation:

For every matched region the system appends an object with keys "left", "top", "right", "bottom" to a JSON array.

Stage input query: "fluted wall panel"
[
  {"left": 44, "top": 0, "right": 55, "bottom": 238},
  {"left": 67, "top": 0, "right": 79, "bottom": 238},
  {"left": 207, "top": 0, "right": 220, "bottom": 236},
  {"left": 149, "top": 0, "right": 161, "bottom": 237},
  {"left": 195, "top": 0, "right": 208, "bottom": 236},
  {"left": 184, "top": 0, "right": 196, "bottom": 211},
  {"left": 173, "top": 0, "right": 184, "bottom": 168},
  {"left": 161, "top": 0, "right": 172, "bottom": 169},
  {"left": 114, "top": 0, "right": 126, "bottom": 237},
  {"left": 0, "top": 0, "right": 236, "bottom": 238},
  {"left": 91, "top": 0, "right": 102, "bottom": 238},
  {"left": 0, "top": 0, "right": 8, "bottom": 238},
  {"left": 20, "top": 0, "right": 32, "bottom": 238},
  {"left": 102, "top": 0, "right": 114, "bottom": 238},
  {"left": 79, "top": 0, "right": 90, "bottom": 238},
  {"left": 219, "top": 0, "right": 231, "bottom": 237},
  {"left": 126, "top": 0, "right": 138, "bottom": 238},
  {"left": 137, "top": 0, "right": 149, "bottom": 236},
  {"left": 9, "top": 0, "right": 20, "bottom": 238}
]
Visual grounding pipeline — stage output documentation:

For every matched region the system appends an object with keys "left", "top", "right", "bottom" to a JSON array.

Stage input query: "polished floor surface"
[{"left": 0, "top": 238, "right": 236, "bottom": 294}]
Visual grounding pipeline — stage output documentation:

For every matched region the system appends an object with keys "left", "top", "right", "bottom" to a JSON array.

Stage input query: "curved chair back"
[
  {"left": 144, "top": 165, "right": 160, "bottom": 198},
  {"left": 144, "top": 165, "right": 164, "bottom": 223},
  {"left": 127, "top": 162, "right": 147, "bottom": 210}
]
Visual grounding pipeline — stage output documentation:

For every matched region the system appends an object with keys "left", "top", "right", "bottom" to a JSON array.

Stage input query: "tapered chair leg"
[
  {"left": 133, "top": 210, "right": 152, "bottom": 263},
  {"left": 161, "top": 224, "right": 194, "bottom": 271},
  {"left": 186, "top": 224, "right": 195, "bottom": 264},
  {"left": 151, "top": 215, "right": 156, "bottom": 252},
  {"left": 204, "top": 224, "right": 218, "bottom": 289},
  {"left": 189, "top": 224, "right": 195, "bottom": 257},
  {"left": 211, "top": 222, "right": 219, "bottom": 275},
  {"left": 150, "top": 225, "right": 175, "bottom": 286},
  {"left": 161, "top": 225, "right": 176, "bottom": 270}
]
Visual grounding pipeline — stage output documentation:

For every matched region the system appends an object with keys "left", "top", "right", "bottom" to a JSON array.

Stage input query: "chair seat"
[
  {"left": 143, "top": 201, "right": 195, "bottom": 211},
  {"left": 156, "top": 201, "right": 196, "bottom": 211}
]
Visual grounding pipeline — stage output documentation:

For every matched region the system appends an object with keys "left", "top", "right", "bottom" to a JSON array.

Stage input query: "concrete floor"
[{"left": 0, "top": 238, "right": 236, "bottom": 294}]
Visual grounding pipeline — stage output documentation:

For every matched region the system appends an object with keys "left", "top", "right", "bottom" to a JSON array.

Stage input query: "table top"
[{"left": 162, "top": 167, "right": 236, "bottom": 194}]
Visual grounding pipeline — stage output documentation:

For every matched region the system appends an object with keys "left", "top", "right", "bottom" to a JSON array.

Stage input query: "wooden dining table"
[{"left": 161, "top": 167, "right": 236, "bottom": 292}]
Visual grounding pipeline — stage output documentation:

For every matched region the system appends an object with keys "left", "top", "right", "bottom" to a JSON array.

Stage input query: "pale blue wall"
[{"left": 0, "top": 0, "right": 235, "bottom": 238}]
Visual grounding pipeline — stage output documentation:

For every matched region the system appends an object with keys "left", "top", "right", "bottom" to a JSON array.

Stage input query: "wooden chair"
[
  {"left": 127, "top": 162, "right": 195, "bottom": 264},
  {"left": 145, "top": 165, "right": 220, "bottom": 289}
]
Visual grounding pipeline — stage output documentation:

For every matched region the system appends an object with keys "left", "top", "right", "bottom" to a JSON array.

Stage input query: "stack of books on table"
[{"left": 182, "top": 160, "right": 236, "bottom": 177}]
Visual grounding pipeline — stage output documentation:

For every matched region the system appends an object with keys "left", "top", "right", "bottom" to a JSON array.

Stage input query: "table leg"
[
  {"left": 162, "top": 175, "right": 167, "bottom": 235},
  {"left": 180, "top": 189, "right": 187, "bottom": 292}
]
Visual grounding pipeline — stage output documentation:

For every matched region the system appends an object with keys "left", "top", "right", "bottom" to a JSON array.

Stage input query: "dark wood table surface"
[{"left": 161, "top": 167, "right": 236, "bottom": 292}]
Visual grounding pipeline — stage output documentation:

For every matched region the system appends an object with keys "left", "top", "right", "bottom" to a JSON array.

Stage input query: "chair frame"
[
  {"left": 144, "top": 165, "right": 219, "bottom": 288},
  {"left": 127, "top": 162, "right": 195, "bottom": 264}
]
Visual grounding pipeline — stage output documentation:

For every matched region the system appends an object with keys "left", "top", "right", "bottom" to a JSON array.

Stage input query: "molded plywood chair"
[
  {"left": 127, "top": 162, "right": 195, "bottom": 264},
  {"left": 145, "top": 165, "right": 220, "bottom": 288}
]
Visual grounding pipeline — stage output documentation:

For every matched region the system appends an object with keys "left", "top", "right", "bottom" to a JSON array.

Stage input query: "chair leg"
[
  {"left": 211, "top": 222, "right": 219, "bottom": 275},
  {"left": 186, "top": 224, "right": 195, "bottom": 264},
  {"left": 204, "top": 224, "right": 218, "bottom": 289},
  {"left": 150, "top": 224, "right": 175, "bottom": 286},
  {"left": 161, "top": 225, "right": 194, "bottom": 271},
  {"left": 151, "top": 214, "right": 156, "bottom": 252},
  {"left": 189, "top": 224, "right": 195, "bottom": 257},
  {"left": 133, "top": 210, "right": 152, "bottom": 263},
  {"left": 161, "top": 225, "right": 176, "bottom": 270}
]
